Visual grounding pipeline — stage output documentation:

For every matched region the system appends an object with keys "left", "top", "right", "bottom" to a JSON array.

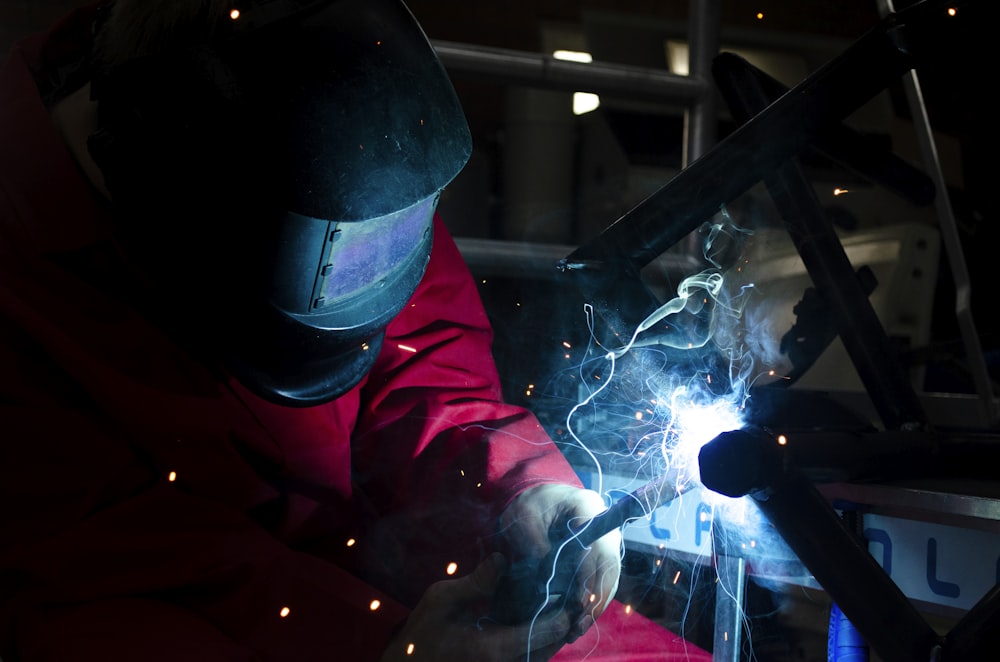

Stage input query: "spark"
[
  {"left": 756, "top": 12, "right": 764, "bottom": 19},
  {"left": 777, "top": 434, "right": 788, "bottom": 445},
  {"left": 346, "top": 538, "right": 356, "bottom": 547},
  {"left": 279, "top": 606, "right": 290, "bottom": 618},
  {"left": 947, "top": 7, "right": 957, "bottom": 16},
  {"left": 167, "top": 471, "right": 177, "bottom": 482},
  {"left": 446, "top": 562, "right": 458, "bottom": 576},
  {"left": 833, "top": 187, "right": 849, "bottom": 196},
  {"left": 562, "top": 341, "right": 572, "bottom": 349},
  {"left": 624, "top": 604, "right": 632, "bottom": 615},
  {"left": 229, "top": 9, "right": 240, "bottom": 20},
  {"left": 673, "top": 570, "right": 681, "bottom": 585},
  {"left": 369, "top": 600, "right": 381, "bottom": 611},
  {"left": 397, "top": 344, "right": 417, "bottom": 353},
  {"left": 406, "top": 643, "right": 415, "bottom": 656}
]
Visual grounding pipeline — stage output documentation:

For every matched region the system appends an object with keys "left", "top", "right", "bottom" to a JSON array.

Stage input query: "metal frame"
[
  {"left": 562, "top": 0, "right": 997, "bottom": 659},
  {"left": 435, "top": 0, "right": 997, "bottom": 659}
]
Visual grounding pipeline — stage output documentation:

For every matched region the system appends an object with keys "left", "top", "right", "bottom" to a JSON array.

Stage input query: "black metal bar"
[
  {"left": 562, "top": 0, "right": 965, "bottom": 270},
  {"left": 725, "top": 53, "right": 935, "bottom": 207},
  {"left": 711, "top": 51, "right": 928, "bottom": 431},
  {"left": 944, "top": 583, "right": 1000, "bottom": 660},
  {"left": 699, "top": 427, "right": 943, "bottom": 662}
]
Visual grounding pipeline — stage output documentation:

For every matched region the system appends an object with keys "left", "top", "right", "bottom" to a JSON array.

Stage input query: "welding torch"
[{"left": 491, "top": 468, "right": 690, "bottom": 626}]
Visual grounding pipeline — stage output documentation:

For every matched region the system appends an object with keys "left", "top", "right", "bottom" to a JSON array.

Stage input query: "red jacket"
[{"left": 0, "top": 6, "right": 711, "bottom": 662}]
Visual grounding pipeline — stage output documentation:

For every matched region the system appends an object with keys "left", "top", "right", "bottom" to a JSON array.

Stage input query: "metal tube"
[
  {"left": 431, "top": 40, "right": 707, "bottom": 104},
  {"left": 943, "top": 583, "right": 1000, "bottom": 660},
  {"left": 699, "top": 428, "right": 943, "bottom": 662},
  {"left": 712, "top": 551, "right": 746, "bottom": 662},
  {"left": 563, "top": 0, "right": 955, "bottom": 269},
  {"left": 876, "top": 0, "right": 997, "bottom": 427},
  {"left": 712, "top": 51, "right": 927, "bottom": 430},
  {"left": 684, "top": 0, "right": 721, "bottom": 164}
]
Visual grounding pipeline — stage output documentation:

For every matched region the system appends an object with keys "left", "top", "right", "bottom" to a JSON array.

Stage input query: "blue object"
[{"left": 828, "top": 601, "right": 869, "bottom": 662}]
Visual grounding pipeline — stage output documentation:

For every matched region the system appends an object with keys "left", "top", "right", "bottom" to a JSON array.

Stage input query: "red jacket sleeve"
[{"left": 349, "top": 214, "right": 581, "bottom": 601}]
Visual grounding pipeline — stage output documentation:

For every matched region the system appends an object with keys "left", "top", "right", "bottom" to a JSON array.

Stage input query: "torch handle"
[
  {"left": 573, "top": 471, "right": 682, "bottom": 546},
  {"left": 491, "top": 472, "right": 686, "bottom": 625}
]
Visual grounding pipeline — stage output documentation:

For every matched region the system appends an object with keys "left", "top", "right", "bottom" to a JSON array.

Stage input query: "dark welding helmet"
[{"left": 87, "top": 0, "right": 472, "bottom": 406}]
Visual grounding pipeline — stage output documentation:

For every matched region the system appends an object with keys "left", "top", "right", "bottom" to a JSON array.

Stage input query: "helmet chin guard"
[{"left": 88, "top": 0, "right": 472, "bottom": 406}]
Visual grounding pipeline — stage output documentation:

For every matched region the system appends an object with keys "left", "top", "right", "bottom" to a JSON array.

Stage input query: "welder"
[{"left": 0, "top": 0, "right": 713, "bottom": 660}]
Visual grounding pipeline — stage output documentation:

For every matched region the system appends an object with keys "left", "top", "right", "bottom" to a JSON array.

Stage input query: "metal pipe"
[
  {"left": 712, "top": 551, "right": 746, "bottom": 662},
  {"left": 684, "top": 0, "right": 721, "bottom": 164},
  {"left": 563, "top": 0, "right": 958, "bottom": 269},
  {"left": 454, "top": 236, "right": 701, "bottom": 281},
  {"left": 876, "top": 0, "right": 997, "bottom": 427},
  {"left": 712, "top": 51, "right": 928, "bottom": 430},
  {"left": 943, "top": 583, "right": 1000, "bottom": 660},
  {"left": 431, "top": 40, "right": 707, "bottom": 104},
  {"left": 698, "top": 427, "right": 943, "bottom": 662}
]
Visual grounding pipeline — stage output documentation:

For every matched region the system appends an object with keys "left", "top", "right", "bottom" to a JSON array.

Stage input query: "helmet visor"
[{"left": 270, "top": 192, "right": 439, "bottom": 324}]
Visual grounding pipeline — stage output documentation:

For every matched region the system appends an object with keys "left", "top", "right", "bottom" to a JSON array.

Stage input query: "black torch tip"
[{"left": 698, "top": 426, "right": 783, "bottom": 498}]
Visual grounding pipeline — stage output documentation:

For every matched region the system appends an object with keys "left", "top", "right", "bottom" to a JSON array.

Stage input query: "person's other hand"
[
  {"left": 496, "top": 484, "right": 622, "bottom": 641},
  {"left": 379, "top": 552, "right": 571, "bottom": 662}
]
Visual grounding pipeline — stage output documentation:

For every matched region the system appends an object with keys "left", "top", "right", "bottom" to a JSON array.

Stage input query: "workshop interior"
[{"left": 4, "top": 0, "right": 996, "bottom": 660}]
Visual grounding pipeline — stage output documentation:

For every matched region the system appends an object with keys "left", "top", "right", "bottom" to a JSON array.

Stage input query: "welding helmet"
[{"left": 87, "top": 0, "right": 472, "bottom": 406}]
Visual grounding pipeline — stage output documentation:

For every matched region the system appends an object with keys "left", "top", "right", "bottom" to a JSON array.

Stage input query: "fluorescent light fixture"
[
  {"left": 553, "top": 49, "right": 593, "bottom": 63},
  {"left": 573, "top": 92, "right": 600, "bottom": 115},
  {"left": 552, "top": 50, "right": 600, "bottom": 115}
]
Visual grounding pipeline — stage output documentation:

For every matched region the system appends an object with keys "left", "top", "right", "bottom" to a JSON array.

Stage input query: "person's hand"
[
  {"left": 495, "top": 484, "right": 622, "bottom": 641},
  {"left": 379, "top": 552, "right": 572, "bottom": 662}
]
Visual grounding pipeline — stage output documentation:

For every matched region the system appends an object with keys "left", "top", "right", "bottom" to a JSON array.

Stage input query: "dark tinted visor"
[{"left": 270, "top": 192, "right": 439, "bottom": 323}]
